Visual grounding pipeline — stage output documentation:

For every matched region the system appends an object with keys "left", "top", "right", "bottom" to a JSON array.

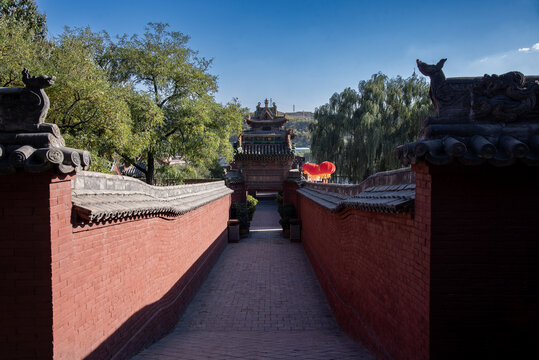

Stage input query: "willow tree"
[{"left": 310, "top": 73, "right": 432, "bottom": 183}]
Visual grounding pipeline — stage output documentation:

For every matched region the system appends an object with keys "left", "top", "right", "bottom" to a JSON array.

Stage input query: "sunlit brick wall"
[
  {"left": 297, "top": 164, "right": 431, "bottom": 360},
  {"left": 0, "top": 172, "right": 230, "bottom": 360}
]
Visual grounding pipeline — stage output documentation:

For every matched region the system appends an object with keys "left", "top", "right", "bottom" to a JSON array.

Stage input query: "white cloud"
[
  {"left": 462, "top": 46, "right": 539, "bottom": 76},
  {"left": 518, "top": 42, "right": 539, "bottom": 52}
]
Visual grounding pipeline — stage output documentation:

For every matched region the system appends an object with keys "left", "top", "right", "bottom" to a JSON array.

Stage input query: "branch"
[
  {"left": 158, "top": 84, "right": 178, "bottom": 108},
  {"left": 120, "top": 154, "right": 148, "bottom": 175},
  {"left": 61, "top": 95, "right": 82, "bottom": 124},
  {"left": 164, "top": 125, "right": 185, "bottom": 144},
  {"left": 58, "top": 107, "right": 98, "bottom": 130}
]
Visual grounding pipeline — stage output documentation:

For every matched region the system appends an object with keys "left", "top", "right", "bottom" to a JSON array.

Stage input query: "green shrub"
[
  {"left": 278, "top": 203, "right": 296, "bottom": 230},
  {"left": 231, "top": 202, "right": 249, "bottom": 230},
  {"left": 246, "top": 195, "right": 258, "bottom": 221}
]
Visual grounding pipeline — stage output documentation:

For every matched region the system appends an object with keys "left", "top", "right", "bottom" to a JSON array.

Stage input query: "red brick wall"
[
  {"left": 299, "top": 168, "right": 430, "bottom": 359},
  {"left": 0, "top": 171, "right": 71, "bottom": 359},
  {"left": 428, "top": 164, "right": 539, "bottom": 359},
  {"left": 0, "top": 172, "right": 230, "bottom": 360},
  {"left": 228, "top": 182, "right": 247, "bottom": 204},
  {"left": 282, "top": 181, "right": 299, "bottom": 216}
]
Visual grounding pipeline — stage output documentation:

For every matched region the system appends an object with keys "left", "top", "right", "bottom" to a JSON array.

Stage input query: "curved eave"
[{"left": 396, "top": 134, "right": 539, "bottom": 167}]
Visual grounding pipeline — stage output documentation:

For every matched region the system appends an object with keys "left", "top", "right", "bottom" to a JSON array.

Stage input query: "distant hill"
[
  {"left": 284, "top": 112, "right": 314, "bottom": 148},
  {"left": 285, "top": 111, "right": 314, "bottom": 120}
]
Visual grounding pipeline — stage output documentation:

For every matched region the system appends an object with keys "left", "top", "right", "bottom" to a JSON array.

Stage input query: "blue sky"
[{"left": 37, "top": 0, "right": 539, "bottom": 112}]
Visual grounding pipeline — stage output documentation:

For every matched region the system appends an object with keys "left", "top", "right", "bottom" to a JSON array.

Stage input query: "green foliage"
[
  {"left": 231, "top": 202, "right": 249, "bottom": 230},
  {"left": 286, "top": 116, "right": 313, "bottom": 148},
  {"left": 0, "top": 15, "right": 245, "bottom": 183},
  {"left": 103, "top": 23, "right": 246, "bottom": 184},
  {"left": 310, "top": 73, "right": 432, "bottom": 183},
  {"left": 0, "top": 11, "right": 50, "bottom": 87},
  {"left": 275, "top": 194, "right": 295, "bottom": 230},
  {"left": 45, "top": 28, "right": 144, "bottom": 168},
  {"left": 246, "top": 195, "right": 258, "bottom": 221},
  {"left": 0, "top": 0, "right": 47, "bottom": 39},
  {"left": 278, "top": 203, "right": 296, "bottom": 230}
]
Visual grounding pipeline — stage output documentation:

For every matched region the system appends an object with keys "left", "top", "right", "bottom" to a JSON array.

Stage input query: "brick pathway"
[{"left": 132, "top": 198, "right": 373, "bottom": 359}]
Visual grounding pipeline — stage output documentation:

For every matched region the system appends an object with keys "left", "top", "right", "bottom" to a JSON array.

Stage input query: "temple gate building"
[{"left": 233, "top": 99, "right": 296, "bottom": 194}]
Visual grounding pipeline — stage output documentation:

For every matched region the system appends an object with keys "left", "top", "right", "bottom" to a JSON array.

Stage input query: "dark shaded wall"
[
  {"left": 0, "top": 171, "right": 69, "bottom": 359},
  {"left": 428, "top": 164, "right": 539, "bottom": 359}
]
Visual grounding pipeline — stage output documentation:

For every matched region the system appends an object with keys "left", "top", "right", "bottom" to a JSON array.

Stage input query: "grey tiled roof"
[
  {"left": 72, "top": 171, "right": 233, "bottom": 222},
  {"left": 297, "top": 168, "right": 415, "bottom": 213},
  {"left": 343, "top": 184, "right": 415, "bottom": 213},
  {"left": 298, "top": 185, "right": 415, "bottom": 213}
]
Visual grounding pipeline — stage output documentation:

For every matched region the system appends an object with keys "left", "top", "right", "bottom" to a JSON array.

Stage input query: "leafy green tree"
[
  {"left": 104, "top": 22, "right": 245, "bottom": 184},
  {"left": 310, "top": 73, "right": 432, "bottom": 183},
  {"left": 0, "top": 0, "right": 47, "bottom": 39},
  {"left": 43, "top": 28, "right": 146, "bottom": 172},
  {"left": 0, "top": 0, "right": 50, "bottom": 87}
]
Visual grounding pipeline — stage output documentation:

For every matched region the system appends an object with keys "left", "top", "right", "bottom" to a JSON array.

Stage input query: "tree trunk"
[{"left": 146, "top": 151, "right": 155, "bottom": 185}]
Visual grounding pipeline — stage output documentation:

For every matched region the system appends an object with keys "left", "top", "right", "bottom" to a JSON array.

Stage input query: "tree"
[
  {"left": 310, "top": 73, "right": 432, "bottom": 183},
  {"left": 104, "top": 22, "right": 245, "bottom": 184},
  {"left": 43, "top": 28, "right": 146, "bottom": 172},
  {"left": 0, "top": 0, "right": 50, "bottom": 87},
  {"left": 0, "top": 0, "right": 47, "bottom": 39}
]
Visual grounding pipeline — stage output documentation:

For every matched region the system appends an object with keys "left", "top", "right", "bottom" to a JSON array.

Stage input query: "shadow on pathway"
[{"left": 132, "top": 197, "right": 373, "bottom": 359}]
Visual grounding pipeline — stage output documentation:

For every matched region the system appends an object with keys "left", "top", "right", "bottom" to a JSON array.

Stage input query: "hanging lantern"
[
  {"left": 302, "top": 162, "right": 322, "bottom": 182},
  {"left": 319, "top": 161, "right": 336, "bottom": 175},
  {"left": 302, "top": 162, "right": 316, "bottom": 177},
  {"left": 319, "top": 161, "right": 336, "bottom": 183}
]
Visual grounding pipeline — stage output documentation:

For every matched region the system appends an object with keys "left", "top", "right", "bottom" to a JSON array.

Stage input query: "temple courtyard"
[{"left": 133, "top": 197, "right": 373, "bottom": 359}]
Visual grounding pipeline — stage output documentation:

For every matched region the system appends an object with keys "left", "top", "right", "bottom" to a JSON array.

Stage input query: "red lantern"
[
  {"left": 309, "top": 164, "right": 321, "bottom": 176},
  {"left": 319, "top": 161, "right": 336, "bottom": 175},
  {"left": 302, "top": 162, "right": 317, "bottom": 175}
]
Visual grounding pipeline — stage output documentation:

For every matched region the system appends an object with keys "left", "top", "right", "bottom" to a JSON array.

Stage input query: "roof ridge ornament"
[
  {"left": 396, "top": 59, "right": 539, "bottom": 167},
  {"left": 0, "top": 69, "right": 91, "bottom": 174}
]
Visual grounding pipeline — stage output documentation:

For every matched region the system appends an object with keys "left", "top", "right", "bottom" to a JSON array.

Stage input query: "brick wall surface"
[
  {"left": 282, "top": 181, "right": 299, "bottom": 213},
  {"left": 1, "top": 171, "right": 230, "bottom": 360},
  {"left": 299, "top": 168, "right": 430, "bottom": 360},
  {"left": 228, "top": 182, "right": 247, "bottom": 204},
  {"left": 428, "top": 164, "right": 539, "bottom": 359},
  {"left": 0, "top": 171, "right": 70, "bottom": 359}
]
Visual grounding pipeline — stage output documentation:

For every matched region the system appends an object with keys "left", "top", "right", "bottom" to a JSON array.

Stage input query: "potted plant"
[
  {"left": 231, "top": 202, "right": 250, "bottom": 237},
  {"left": 276, "top": 195, "right": 296, "bottom": 238}
]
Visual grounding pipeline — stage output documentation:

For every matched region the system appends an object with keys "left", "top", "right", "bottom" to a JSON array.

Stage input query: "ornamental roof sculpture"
[
  {"left": 244, "top": 98, "right": 289, "bottom": 129},
  {"left": 396, "top": 59, "right": 539, "bottom": 166},
  {"left": 0, "top": 69, "right": 90, "bottom": 174}
]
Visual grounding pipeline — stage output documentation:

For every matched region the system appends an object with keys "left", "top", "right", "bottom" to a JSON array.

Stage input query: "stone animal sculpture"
[
  {"left": 0, "top": 69, "right": 90, "bottom": 173},
  {"left": 0, "top": 68, "right": 56, "bottom": 131}
]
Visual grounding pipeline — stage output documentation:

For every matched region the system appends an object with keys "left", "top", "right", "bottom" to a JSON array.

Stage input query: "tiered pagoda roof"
[{"left": 235, "top": 99, "right": 295, "bottom": 160}]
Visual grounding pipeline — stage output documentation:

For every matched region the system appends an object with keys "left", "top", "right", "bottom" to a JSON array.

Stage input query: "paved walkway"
[{"left": 133, "top": 198, "right": 373, "bottom": 359}]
